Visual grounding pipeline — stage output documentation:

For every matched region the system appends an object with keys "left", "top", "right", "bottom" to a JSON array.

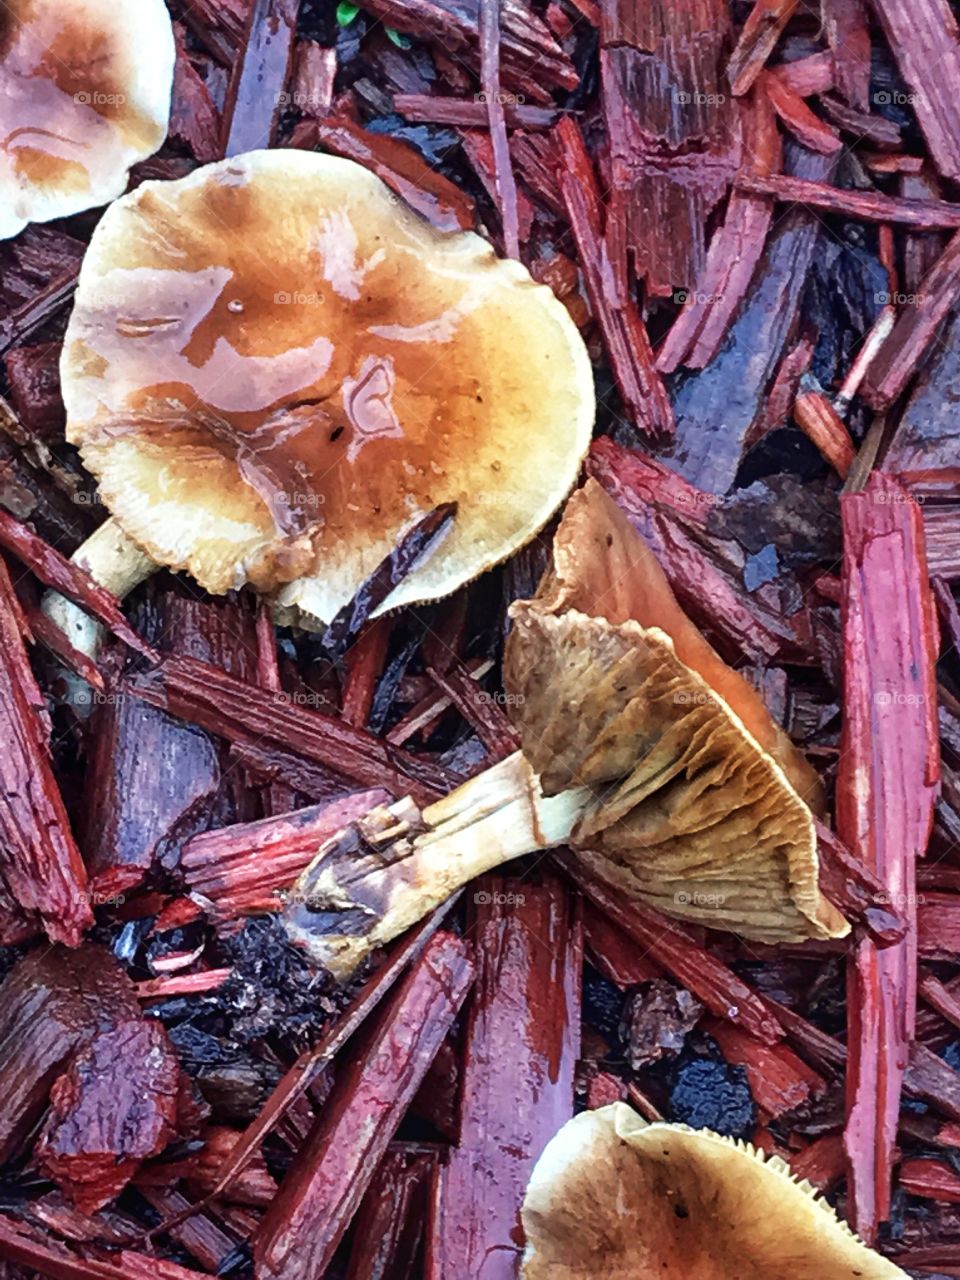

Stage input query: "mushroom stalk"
[
  {"left": 284, "top": 750, "right": 592, "bottom": 979},
  {"left": 41, "top": 518, "right": 156, "bottom": 658}
]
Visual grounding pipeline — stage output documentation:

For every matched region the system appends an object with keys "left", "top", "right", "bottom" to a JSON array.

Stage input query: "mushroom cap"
[
  {"left": 0, "top": 0, "right": 174, "bottom": 239},
  {"left": 61, "top": 150, "right": 594, "bottom": 610},
  {"left": 505, "top": 480, "right": 846, "bottom": 942},
  {"left": 521, "top": 1104, "right": 907, "bottom": 1279}
]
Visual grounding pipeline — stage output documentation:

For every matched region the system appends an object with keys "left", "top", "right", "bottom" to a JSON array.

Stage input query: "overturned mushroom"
[
  {"left": 520, "top": 1103, "right": 906, "bottom": 1279},
  {"left": 284, "top": 480, "right": 846, "bottom": 980},
  {"left": 0, "top": 0, "right": 174, "bottom": 239},
  {"left": 52, "top": 149, "right": 593, "bottom": 647}
]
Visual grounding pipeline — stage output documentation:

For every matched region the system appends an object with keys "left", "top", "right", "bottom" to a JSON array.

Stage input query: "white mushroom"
[
  {"left": 53, "top": 149, "right": 594, "bottom": 649},
  {"left": 0, "top": 0, "right": 174, "bottom": 239}
]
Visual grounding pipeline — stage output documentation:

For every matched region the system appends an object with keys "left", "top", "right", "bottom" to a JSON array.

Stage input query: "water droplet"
[{"left": 227, "top": 299, "right": 244, "bottom": 314}]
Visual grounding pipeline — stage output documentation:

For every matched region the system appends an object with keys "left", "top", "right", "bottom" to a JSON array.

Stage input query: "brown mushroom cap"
[
  {"left": 522, "top": 1105, "right": 907, "bottom": 1279},
  {"left": 522, "top": 1105, "right": 906, "bottom": 1280},
  {"left": 61, "top": 150, "right": 594, "bottom": 611},
  {"left": 505, "top": 479, "right": 846, "bottom": 942},
  {"left": 0, "top": 0, "right": 174, "bottom": 239}
]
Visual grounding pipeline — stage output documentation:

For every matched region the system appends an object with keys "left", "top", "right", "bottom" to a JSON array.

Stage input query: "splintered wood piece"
[
  {"left": 169, "top": 22, "right": 222, "bottom": 164},
  {"left": 0, "top": 509, "right": 154, "bottom": 659},
  {"left": 668, "top": 145, "right": 835, "bottom": 494},
  {"left": 762, "top": 73, "right": 841, "bottom": 154},
  {"left": 555, "top": 116, "right": 674, "bottom": 444},
  {"left": 861, "top": 231, "right": 960, "bottom": 409},
  {"left": 584, "top": 905, "right": 663, "bottom": 987},
  {"left": 727, "top": 0, "right": 798, "bottom": 95},
  {"left": 815, "top": 822, "right": 905, "bottom": 946},
  {"left": 181, "top": 788, "right": 390, "bottom": 919},
  {"left": 839, "top": 473, "right": 940, "bottom": 1242},
  {"left": 83, "top": 688, "right": 221, "bottom": 899},
  {"left": 899, "top": 1157, "right": 960, "bottom": 1203},
  {"left": 918, "top": 892, "right": 960, "bottom": 959},
  {"left": 600, "top": 0, "right": 739, "bottom": 297},
  {"left": 341, "top": 618, "right": 392, "bottom": 729},
  {"left": 479, "top": 0, "right": 519, "bottom": 258},
  {"left": 35, "top": 1021, "right": 180, "bottom": 1214},
  {"left": 358, "top": 0, "right": 578, "bottom": 103},
  {"left": 562, "top": 858, "right": 784, "bottom": 1044},
  {"left": 0, "top": 1215, "right": 207, "bottom": 1279},
  {"left": 869, "top": 0, "right": 960, "bottom": 182},
  {"left": 124, "top": 654, "right": 453, "bottom": 805},
  {"left": 789, "top": 1134, "right": 847, "bottom": 1193},
  {"left": 134, "top": 1125, "right": 277, "bottom": 1208},
  {"left": 737, "top": 173, "right": 960, "bottom": 228},
  {"left": 221, "top": 0, "right": 299, "bottom": 156},
  {"left": 425, "top": 660, "right": 519, "bottom": 759},
  {"left": 428, "top": 876, "right": 581, "bottom": 1277},
  {"left": 792, "top": 378, "right": 857, "bottom": 477},
  {"left": 657, "top": 88, "right": 782, "bottom": 372},
  {"left": 0, "top": 943, "right": 186, "bottom": 1216},
  {"left": 254, "top": 930, "right": 474, "bottom": 1279},
  {"left": 347, "top": 1146, "right": 437, "bottom": 1279},
  {"left": 287, "top": 117, "right": 476, "bottom": 233},
  {"left": 770, "top": 50, "right": 834, "bottom": 96},
  {"left": 394, "top": 94, "right": 555, "bottom": 129},
  {"left": 0, "top": 558, "right": 91, "bottom": 945},
  {"left": 822, "top": 0, "right": 870, "bottom": 107},
  {"left": 586, "top": 437, "right": 810, "bottom": 664}
]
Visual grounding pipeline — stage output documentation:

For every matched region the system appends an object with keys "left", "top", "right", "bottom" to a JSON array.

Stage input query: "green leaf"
[
  {"left": 336, "top": 2, "right": 360, "bottom": 26},
  {"left": 385, "top": 26, "right": 411, "bottom": 48}
]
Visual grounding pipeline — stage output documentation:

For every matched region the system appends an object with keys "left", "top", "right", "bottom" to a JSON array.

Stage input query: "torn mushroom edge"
[
  {"left": 521, "top": 1104, "right": 906, "bottom": 1277},
  {"left": 509, "top": 603, "right": 849, "bottom": 941}
]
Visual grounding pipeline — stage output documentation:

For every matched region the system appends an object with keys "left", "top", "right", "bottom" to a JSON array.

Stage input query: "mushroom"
[
  {"left": 51, "top": 149, "right": 594, "bottom": 648},
  {"left": 283, "top": 479, "right": 846, "bottom": 980},
  {"left": 520, "top": 1103, "right": 907, "bottom": 1279},
  {"left": 0, "top": 0, "right": 174, "bottom": 239}
]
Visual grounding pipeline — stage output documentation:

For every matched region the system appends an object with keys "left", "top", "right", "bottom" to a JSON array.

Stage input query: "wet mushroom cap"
[
  {"left": 61, "top": 150, "right": 595, "bottom": 610},
  {"left": 521, "top": 1104, "right": 907, "bottom": 1279},
  {"left": 505, "top": 480, "right": 847, "bottom": 942},
  {"left": 0, "top": 0, "right": 174, "bottom": 239}
]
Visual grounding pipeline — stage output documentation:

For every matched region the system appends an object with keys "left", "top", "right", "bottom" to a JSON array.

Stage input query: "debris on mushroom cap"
[
  {"left": 0, "top": 0, "right": 174, "bottom": 240},
  {"left": 505, "top": 479, "right": 847, "bottom": 943},
  {"left": 61, "top": 149, "right": 594, "bottom": 611},
  {"left": 521, "top": 1103, "right": 907, "bottom": 1279}
]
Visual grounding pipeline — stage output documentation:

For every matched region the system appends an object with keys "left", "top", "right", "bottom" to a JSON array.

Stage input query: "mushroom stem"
[
  {"left": 41, "top": 518, "right": 156, "bottom": 658},
  {"left": 283, "top": 750, "right": 592, "bottom": 979}
]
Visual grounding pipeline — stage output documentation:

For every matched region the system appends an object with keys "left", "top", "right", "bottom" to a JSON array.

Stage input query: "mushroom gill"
[
  {"left": 504, "top": 478, "right": 846, "bottom": 944},
  {"left": 59, "top": 149, "right": 594, "bottom": 622},
  {"left": 0, "top": 0, "right": 174, "bottom": 239},
  {"left": 282, "top": 480, "right": 845, "bottom": 980},
  {"left": 521, "top": 1104, "right": 906, "bottom": 1279}
]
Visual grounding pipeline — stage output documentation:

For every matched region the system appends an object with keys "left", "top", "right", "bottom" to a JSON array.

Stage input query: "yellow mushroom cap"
[
  {"left": 521, "top": 1104, "right": 907, "bottom": 1279},
  {"left": 505, "top": 480, "right": 847, "bottom": 943},
  {"left": 61, "top": 150, "right": 595, "bottom": 612},
  {"left": 0, "top": 0, "right": 174, "bottom": 239}
]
